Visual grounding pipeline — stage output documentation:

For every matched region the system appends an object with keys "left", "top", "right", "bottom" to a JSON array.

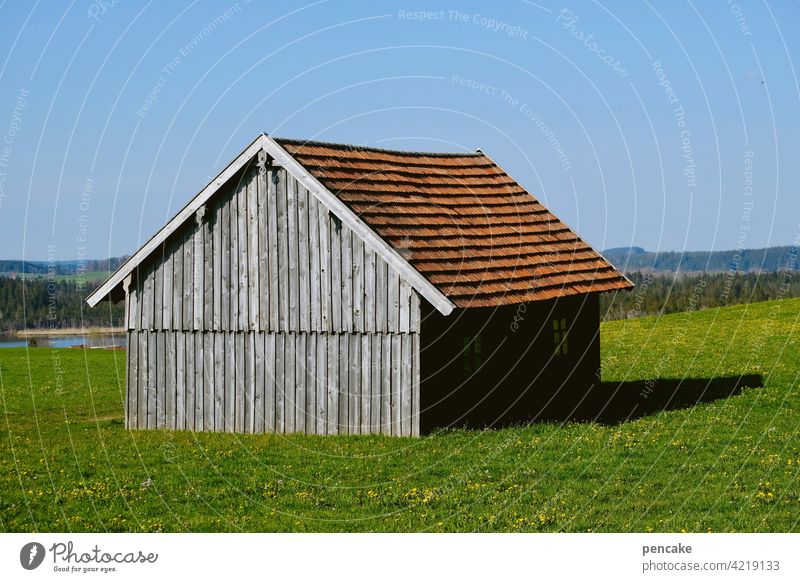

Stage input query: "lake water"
[{"left": 0, "top": 333, "right": 126, "bottom": 349}]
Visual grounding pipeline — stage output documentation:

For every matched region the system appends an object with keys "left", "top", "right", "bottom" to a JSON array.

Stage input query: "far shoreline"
[{"left": 11, "top": 327, "right": 125, "bottom": 337}]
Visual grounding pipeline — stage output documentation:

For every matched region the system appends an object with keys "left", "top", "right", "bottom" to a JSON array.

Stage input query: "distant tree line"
[
  {"left": 0, "top": 256, "right": 128, "bottom": 276},
  {"left": 600, "top": 270, "right": 800, "bottom": 321},
  {"left": 0, "top": 277, "right": 124, "bottom": 331},
  {"left": 602, "top": 246, "right": 795, "bottom": 273},
  {"left": 1, "top": 264, "right": 799, "bottom": 332}
]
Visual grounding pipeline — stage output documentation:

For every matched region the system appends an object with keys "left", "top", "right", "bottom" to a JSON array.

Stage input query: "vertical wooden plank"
[
  {"left": 221, "top": 191, "right": 231, "bottom": 331},
  {"left": 399, "top": 280, "right": 412, "bottom": 333},
  {"left": 141, "top": 265, "right": 153, "bottom": 330},
  {"left": 276, "top": 171, "right": 289, "bottom": 331},
  {"left": 237, "top": 177, "right": 249, "bottom": 331},
  {"left": 391, "top": 335, "right": 401, "bottom": 436},
  {"left": 195, "top": 332, "right": 205, "bottom": 431},
  {"left": 330, "top": 214, "right": 342, "bottom": 332},
  {"left": 352, "top": 236, "right": 364, "bottom": 332},
  {"left": 213, "top": 200, "right": 222, "bottom": 332},
  {"left": 340, "top": 228, "right": 352, "bottom": 333},
  {"left": 381, "top": 334, "right": 391, "bottom": 434},
  {"left": 317, "top": 201, "right": 330, "bottom": 332},
  {"left": 128, "top": 285, "right": 138, "bottom": 331},
  {"left": 265, "top": 333, "right": 276, "bottom": 432},
  {"left": 360, "top": 334, "right": 370, "bottom": 433},
  {"left": 214, "top": 333, "right": 224, "bottom": 432},
  {"left": 225, "top": 331, "right": 235, "bottom": 432},
  {"left": 348, "top": 334, "right": 360, "bottom": 434},
  {"left": 153, "top": 252, "right": 163, "bottom": 330},
  {"left": 134, "top": 270, "right": 143, "bottom": 330},
  {"left": 170, "top": 241, "right": 179, "bottom": 329},
  {"left": 267, "top": 169, "right": 280, "bottom": 331},
  {"left": 370, "top": 334, "right": 381, "bottom": 434},
  {"left": 127, "top": 331, "right": 138, "bottom": 429},
  {"left": 246, "top": 331, "right": 256, "bottom": 433},
  {"left": 308, "top": 195, "right": 321, "bottom": 331},
  {"left": 162, "top": 246, "right": 173, "bottom": 329},
  {"left": 185, "top": 332, "right": 195, "bottom": 430},
  {"left": 229, "top": 182, "right": 240, "bottom": 331},
  {"left": 364, "top": 248, "right": 376, "bottom": 333},
  {"left": 204, "top": 332, "right": 214, "bottom": 431},
  {"left": 154, "top": 332, "right": 162, "bottom": 428},
  {"left": 412, "top": 333, "right": 420, "bottom": 437},
  {"left": 124, "top": 288, "right": 130, "bottom": 330},
  {"left": 375, "top": 259, "right": 387, "bottom": 333},
  {"left": 130, "top": 330, "right": 138, "bottom": 428},
  {"left": 138, "top": 269, "right": 147, "bottom": 330},
  {"left": 275, "top": 333, "right": 285, "bottom": 433},
  {"left": 182, "top": 231, "right": 193, "bottom": 330},
  {"left": 147, "top": 330, "right": 157, "bottom": 429},
  {"left": 235, "top": 332, "right": 245, "bottom": 432},
  {"left": 387, "top": 269, "right": 399, "bottom": 333},
  {"left": 337, "top": 334, "right": 348, "bottom": 433},
  {"left": 123, "top": 329, "right": 130, "bottom": 425},
  {"left": 186, "top": 334, "right": 195, "bottom": 430},
  {"left": 316, "top": 334, "right": 326, "bottom": 435},
  {"left": 176, "top": 332, "right": 186, "bottom": 430},
  {"left": 327, "top": 334, "right": 338, "bottom": 435},
  {"left": 123, "top": 330, "right": 130, "bottom": 427},
  {"left": 284, "top": 332, "right": 296, "bottom": 433},
  {"left": 242, "top": 331, "right": 250, "bottom": 432},
  {"left": 410, "top": 290, "right": 420, "bottom": 333},
  {"left": 295, "top": 334, "right": 306, "bottom": 434},
  {"left": 297, "top": 184, "right": 309, "bottom": 332},
  {"left": 287, "top": 177, "right": 299, "bottom": 332},
  {"left": 166, "top": 331, "right": 176, "bottom": 430},
  {"left": 305, "top": 333, "right": 316, "bottom": 434},
  {"left": 171, "top": 237, "right": 182, "bottom": 331},
  {"left": 138, "top": 331, "right": 148, "bottom": 429},
  {"left": 401, "top": 334, "right": 412, "bottom": 436},
  {"left": 141, "top": 265, "right": 153, "bottom": 331},
  {"left": 204, "top": 212, "right": 213, "bottom": 330},
  {"left": 193, "top": 219, "right": 204, "bottom": 331},
  {"left": 255, "top": 332, "right": 265, "bottom": 433},
  {"left": 247, "top": 168, "right": 259, "bottom": 331},
  {"left": 155, "top": 331, "right": 165, "bottom": 430},
  {"left": 258, "top": 164, "right": 268, "bottom": 331}
]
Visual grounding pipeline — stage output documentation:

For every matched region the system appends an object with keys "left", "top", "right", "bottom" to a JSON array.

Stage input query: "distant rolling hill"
[{"left": 602, "top": 245, "right": 796, "bottom": 274}]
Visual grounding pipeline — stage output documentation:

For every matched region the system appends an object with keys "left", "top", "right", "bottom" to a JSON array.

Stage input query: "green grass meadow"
[{"left": 1, "top": 298, "right": 799, "bottom": 532}]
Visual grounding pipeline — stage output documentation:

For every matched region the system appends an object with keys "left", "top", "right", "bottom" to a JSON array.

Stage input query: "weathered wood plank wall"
[
  {"left": 125, "top": 330, "right": 419, "bottom": 436},
  {"left": 124, "top": 165, "right": 421, "bottom": 436}
]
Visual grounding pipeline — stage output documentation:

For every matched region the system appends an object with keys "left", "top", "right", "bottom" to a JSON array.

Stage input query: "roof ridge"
[{"left": 272, "top": 135, "right": 484, "bottom": 158}]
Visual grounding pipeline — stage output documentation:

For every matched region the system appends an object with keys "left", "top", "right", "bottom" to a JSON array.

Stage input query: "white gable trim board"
[
  {"left": 86, "top": 135, "right": 265, "bottom": 308},
  {"left": 86, "top": 134, "right": 455, "bottom": 316}
]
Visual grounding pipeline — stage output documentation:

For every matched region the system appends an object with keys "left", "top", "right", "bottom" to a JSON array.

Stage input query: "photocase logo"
[{"left": 20, "top": 542, "right": 46, "bottom": 570}]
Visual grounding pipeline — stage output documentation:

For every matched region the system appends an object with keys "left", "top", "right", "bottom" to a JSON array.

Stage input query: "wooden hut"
[{"left": 87, "top": 134, "right": 632, "bottom": 436}]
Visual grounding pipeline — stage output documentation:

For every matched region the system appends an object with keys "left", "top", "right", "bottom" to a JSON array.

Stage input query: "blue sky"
[{"left": 0, "top": 0, "right": 797, "bottom": 261}]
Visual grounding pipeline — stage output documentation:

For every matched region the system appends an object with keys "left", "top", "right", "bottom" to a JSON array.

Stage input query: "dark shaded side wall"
[{"left": 420, "top": 293, "right": 601, "bottom": 432}]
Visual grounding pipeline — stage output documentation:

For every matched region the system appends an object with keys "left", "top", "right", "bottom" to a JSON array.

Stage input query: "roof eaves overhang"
[{"left": 477, "top": 147, "right": 635, "bottom": 294}]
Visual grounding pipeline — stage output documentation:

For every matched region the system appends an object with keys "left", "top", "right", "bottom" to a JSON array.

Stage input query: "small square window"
[{"left": 553, "top": 318, "right": 568, "bottom": 355}]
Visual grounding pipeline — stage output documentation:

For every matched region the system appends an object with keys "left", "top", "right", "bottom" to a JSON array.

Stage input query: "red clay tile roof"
[{"left": 275, "top": 138, "right": 633, "bottom": 308}]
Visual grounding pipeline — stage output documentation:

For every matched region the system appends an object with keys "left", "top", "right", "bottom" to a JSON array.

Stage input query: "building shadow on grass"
[
  {"left": 579, "top": 373, "right": 764, "bottom": 425},
  {"left": 424, "top": 374, "right": 764, "bottom": 433}
]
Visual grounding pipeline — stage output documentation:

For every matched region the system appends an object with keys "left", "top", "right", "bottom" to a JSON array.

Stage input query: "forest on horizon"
[{"left": 0, "top": 247, "right": 797, "bottom": 332}]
